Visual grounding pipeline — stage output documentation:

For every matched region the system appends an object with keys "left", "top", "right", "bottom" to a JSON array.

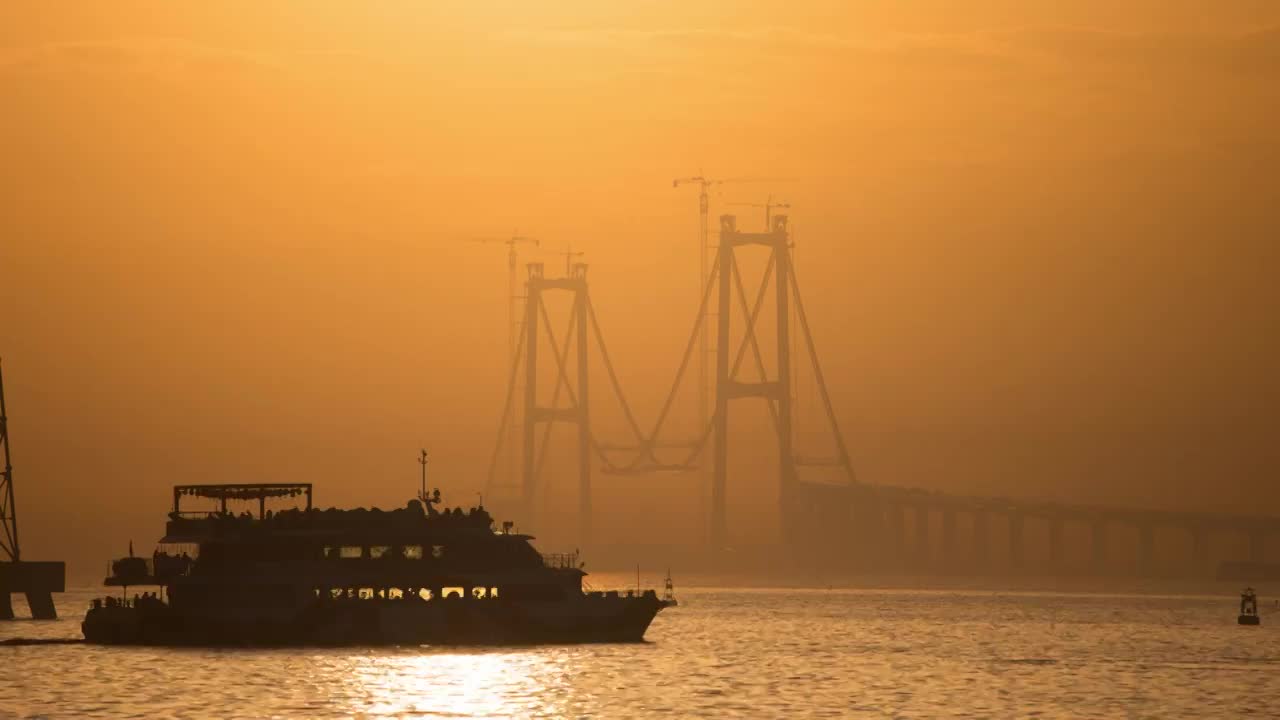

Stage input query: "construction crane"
[
  {"left": 729, "top": 195, "right": 791, "bottom": 230},
  {"left": 556, "top": 245, "right": 585, "bottom": 277},
  {"left": 470, "top": 234, "right": 540, "bottom": 363},
  {"left": 0, "top": 358, "right": 65, "bottom": 620},
  {"left": 470, "top": 234, "right": 540, "bottom": 500},
  {"left": 1, "top": 358, "right": 18, "bottom": 563}
]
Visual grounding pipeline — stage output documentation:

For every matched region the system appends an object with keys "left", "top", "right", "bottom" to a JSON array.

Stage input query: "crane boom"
[
  {"left": 469, "top": 234, "right": 540, "bottom": 360},
  {"left": 729, "top": 195, "right": 791, "bottom": 229},
  {"left": 467, "top": 234, "right": 541, "bottom": 498},
  {"left": 0, "top": 358, "right": 18, "bottom": 562}
]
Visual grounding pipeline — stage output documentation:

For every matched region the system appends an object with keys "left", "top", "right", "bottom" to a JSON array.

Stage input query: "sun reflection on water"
[{"left": 346, "top": 649, "right": 574, "bottom": 718}]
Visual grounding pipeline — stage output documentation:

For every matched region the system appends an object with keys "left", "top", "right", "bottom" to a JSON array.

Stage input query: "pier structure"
[{"left": 0, "top": 359, "right": 65, "bottom": 620}]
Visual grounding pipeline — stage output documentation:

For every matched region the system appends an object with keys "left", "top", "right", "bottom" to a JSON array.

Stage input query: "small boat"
[{"left": 1238, "top": 587, "right": 1261, "bottom": 625}]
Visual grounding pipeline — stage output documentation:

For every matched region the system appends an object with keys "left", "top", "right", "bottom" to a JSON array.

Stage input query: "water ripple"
[{"left": 2, "top": 587, "right": 1277, "bottom": 717}]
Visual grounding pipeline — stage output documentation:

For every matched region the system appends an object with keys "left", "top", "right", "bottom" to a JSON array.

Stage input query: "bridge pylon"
[
  {"left": 485, "top": 261, "right": 651, "bottom": 545},
  {"left": 519, "top": 261, "right": 591, "bottom": 541},
  {"left": 624, "top": 213, "right": 858, "bottom": 549},
  {"left": 710, "top": 214, "right": 857, "bottom": 547}
]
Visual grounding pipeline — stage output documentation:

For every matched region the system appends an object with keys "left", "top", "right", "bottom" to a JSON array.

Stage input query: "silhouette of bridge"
[
  {"left": 795, "top": 483, "right": 1280, "bottom": 577},
  {"left": 483, "top": 212, "right": 1279, "bottom": 578}
]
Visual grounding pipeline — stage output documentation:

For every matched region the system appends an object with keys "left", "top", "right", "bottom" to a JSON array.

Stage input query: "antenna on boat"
[{"left": 417, "top": 449, "right": 430, "bottom": 504}]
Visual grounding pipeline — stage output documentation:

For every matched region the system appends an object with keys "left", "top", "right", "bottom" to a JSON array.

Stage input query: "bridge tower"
[
  {"left": 519, "top": 261, "right": 592, "bottom": 541},
  {"left": 708, "top": 213, "right": 857, "bottom": 547},
  {"left": 486, "top": 259, "right": 652, "bottom": 546},
  {"left": 712, "top": 214, "right": 796, "bottom": 543}
]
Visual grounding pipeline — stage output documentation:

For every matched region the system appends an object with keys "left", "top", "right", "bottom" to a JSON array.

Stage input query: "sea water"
[{"left": 2, "top": 582, "right": 1278, "bottom": 718}]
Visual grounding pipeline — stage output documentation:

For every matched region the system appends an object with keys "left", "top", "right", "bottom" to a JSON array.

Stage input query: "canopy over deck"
[{"left": 174, "top": 483, "right": 312, "bottom": 518}]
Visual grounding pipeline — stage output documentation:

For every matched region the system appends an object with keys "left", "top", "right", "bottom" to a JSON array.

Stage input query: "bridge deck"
[{"left": 797, "top": 481, "right": 1280, "bottom": 531}]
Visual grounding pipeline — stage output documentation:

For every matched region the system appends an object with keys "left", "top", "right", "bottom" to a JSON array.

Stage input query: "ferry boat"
[{"left": 82, "top": 483, "right": 673, "bottom": 645}]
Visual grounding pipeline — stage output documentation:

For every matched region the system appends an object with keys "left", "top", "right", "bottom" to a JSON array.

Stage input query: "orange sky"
[{"left": 2, "top": 2, "right": 1278, "bottom": 574}]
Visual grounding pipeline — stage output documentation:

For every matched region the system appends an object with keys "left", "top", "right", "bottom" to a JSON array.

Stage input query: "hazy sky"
[{"left": 2, "top": 2, "right": 1277, "bottom": 573}]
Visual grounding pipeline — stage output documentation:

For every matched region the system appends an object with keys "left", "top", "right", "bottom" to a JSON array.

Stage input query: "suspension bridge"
[
  {"left": 483, "top": 210, "right": 854, "bottom": 550},
  {"left": 476, "top": 202, "right": 1280, "bottom": 579}
]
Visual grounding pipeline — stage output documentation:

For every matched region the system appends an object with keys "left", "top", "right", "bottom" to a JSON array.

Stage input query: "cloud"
[
  {"left": 502, "top": 25, "right": 1013, "bottom": 69},
  {"left": 0, "top": 40, "right": 283, "bottom": 77},
  {"left": 500, "top": 23, "right": 1280, "bottom": 79},
  {"left": 981, "top": 25, "right": 1280, "bottom": 75}
]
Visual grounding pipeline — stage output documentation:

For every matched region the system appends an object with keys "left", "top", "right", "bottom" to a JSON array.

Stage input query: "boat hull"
[{"left": 83, "top": 595, "right": 669, "bottom": 646}]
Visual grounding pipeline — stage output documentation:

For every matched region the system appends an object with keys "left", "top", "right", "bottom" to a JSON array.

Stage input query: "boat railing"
[
  {"left": 581, "top": 588, "right": 659, "bottom": 600},
  {"left": 105, "top": 556, "right": 193, "bottom": 582},
  {"left": 541, "top": 552, "right": 581, "bottom": 569},
  {"left": 90, "top": 592, "right": 166, "bottom": 610}
]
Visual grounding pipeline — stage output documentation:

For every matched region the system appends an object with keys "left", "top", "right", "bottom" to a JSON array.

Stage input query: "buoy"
[{"left": 1238, "top": 587, "right": 1261, "bottom": 625}]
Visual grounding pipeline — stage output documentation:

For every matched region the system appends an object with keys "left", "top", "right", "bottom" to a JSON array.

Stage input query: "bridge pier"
[
  {"left": 1009, "top": 512, "right": 1024, "bottom": 572},
  {"left": 972, "top": 510, "right": 989, "bottom": 571},
  {"left": 1190, "top": 526, "right": 1208, "bottom": 575},
  {"left": 1249, "top": 530, "right": 1265, "bottom": 564},
  {"left": 914, "top": 505, "right": 930, "bottom": 567},
  {"left": 852, "top": 488, "right": 1280, "bottom": 580},
  {"left": 941, "top": 508, "right": 957, "bottom": 569},
  {"left": 846, "top": 495, "right": 876, "bottom": 568},
  {"left": 1138, "top": 523, "right": 1156, "bottom": 576},
  {"left": 25, "top": 590, "right": 55, "bottom": 619},
  {"left": 1091, "top": 520, "right": 1108, "bottom": 575},
  {"left": 1049, "top": 517, "right": 1065, "bottom": 572},
  {"left": 886, "top": 503, "right": 906, "bottom": 568}
]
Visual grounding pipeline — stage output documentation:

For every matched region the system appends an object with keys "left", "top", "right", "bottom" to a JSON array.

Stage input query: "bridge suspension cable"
[{"left": 483, "top": 213, "right": 857, "bottom": 547}]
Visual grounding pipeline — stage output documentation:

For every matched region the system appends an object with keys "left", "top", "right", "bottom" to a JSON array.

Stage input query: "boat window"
[
  {"left": 339, "top": 546, "right": 363, "bottom": 559},
  {"left": 441, "top": 587, "right": 465, "bottom": 598},
  {"left": 472, "top": 587, "right": 486, "bottom": 599},
  {"left": 402, "top": 545, "right": 424, "bottom": 559},
  {"left": 322, "top": 546, "right": 337, "bottom": 559},
  {"left": 388, "top": 588, "right": 404, "bottom": 599},
  {"left": 358, "top": 588, "right": 374, "bottom": 600},
  {"left": 418, "top": 589, "right": 433, "bottom": 601},
  {"left": 369, "top": 546, "right": 391, "bottom": 559},
  {"left": 330, "top": 588, "right": 344, "bottom": 599},
  {"left": 432, "top": 545, "right": 445, "bottom": 559},
  {"left": 490, "top": 587, "right": 499, "bottom": 598}
]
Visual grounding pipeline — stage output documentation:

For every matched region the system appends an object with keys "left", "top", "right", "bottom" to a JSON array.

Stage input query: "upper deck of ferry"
[{"left": 163, "top": 483, "right": 514, "bottom": 544}]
